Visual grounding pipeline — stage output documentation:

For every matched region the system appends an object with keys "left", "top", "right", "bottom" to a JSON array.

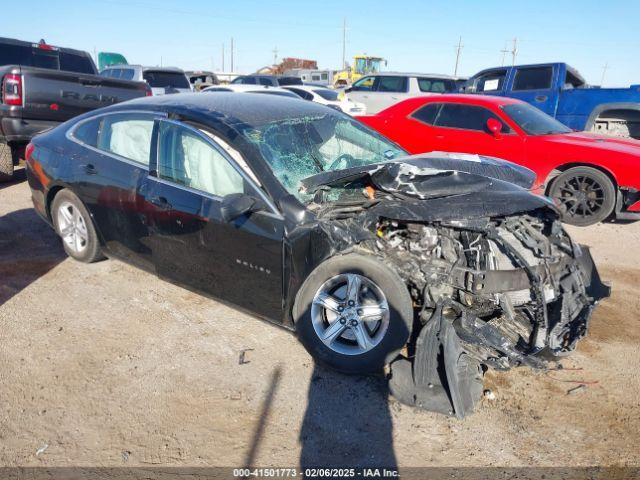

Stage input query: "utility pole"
[
  {"left": 160, "top": 56, "right": 163, "bottom": 67},
  {"left": 453, "top": 36, "right": 463, "bottom": 76},
  {"left": 342, "top": 18, "right": 347, "bottom": 70},
  {"left": 500, "top": 41, "right": 509, "bottom": 66},
  {"left": 600, "top": 62, "right": 609, "bottom": 86},
  {"left": 222, "top": 43, "right": 225, "bottom": 71},
  {"left": 510, "top": 37, "right": 518, "bottom": 66},
  {"left": 272, "top": 46, "right": 278, "bottom": 66},
  {"left": 230, "top": 37, "right": 234, "bottom": 72}
]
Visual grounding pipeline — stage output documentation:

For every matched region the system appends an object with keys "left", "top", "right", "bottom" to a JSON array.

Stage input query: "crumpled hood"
[
  {"left": 303, "top": 152, "right": 557, "bottom": 221},
  {"left": 301, "top": 152, "right": 537, "bottom": 196}
]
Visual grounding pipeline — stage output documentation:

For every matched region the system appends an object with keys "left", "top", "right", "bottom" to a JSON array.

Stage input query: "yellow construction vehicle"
[{"left": 333, "top": 55, "right": 386, "bottom": 87}]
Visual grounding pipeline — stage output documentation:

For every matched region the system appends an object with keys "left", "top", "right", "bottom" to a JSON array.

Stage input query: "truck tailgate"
[{"left": 19, "top": 66, "right": 147, "bottom": 121}]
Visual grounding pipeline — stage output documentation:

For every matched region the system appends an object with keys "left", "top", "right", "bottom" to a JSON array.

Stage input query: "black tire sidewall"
[
  {"left": 293, "top": 253, "right": 413, "bottom": 374},
  {"left": 51, "top": 189, "right": 103, "bottom": 263},
  {"left": 549, "top": 166, "right": 615, "bottom": 226}
]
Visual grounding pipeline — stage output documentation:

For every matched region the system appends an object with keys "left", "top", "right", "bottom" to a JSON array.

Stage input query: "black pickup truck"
[{"left": 0, "top": 37, "right": 150, "bottom": 181}]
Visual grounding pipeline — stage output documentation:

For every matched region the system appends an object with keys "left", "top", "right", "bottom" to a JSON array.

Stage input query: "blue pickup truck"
[{"left": 464, "top": 62, "right": 640, "bottom": 139}]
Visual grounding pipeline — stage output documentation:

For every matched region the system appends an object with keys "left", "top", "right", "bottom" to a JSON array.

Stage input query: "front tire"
[
  {"left": 51, "top": 189, "right": 104, "bottom": 263},
  {"left": 293, "top": 254, "right": 413, "bottom": 374},
  {"left": 548, "top": 166, "right": 615, "bottom": 226},
  {"left": 0, "top": 143, "right": 14, "bottom": 182}
]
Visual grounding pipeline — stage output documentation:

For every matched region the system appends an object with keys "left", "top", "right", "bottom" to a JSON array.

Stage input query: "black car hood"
[{"left": 302, "top": 153, "right": 557, "bottom": 221}]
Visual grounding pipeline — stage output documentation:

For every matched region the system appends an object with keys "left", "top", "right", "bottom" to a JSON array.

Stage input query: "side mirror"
[
  {"left": 344, "top": 87, "right": 353, "bottom": 93},
  {"left": 486, "top": 118, "right": 503, "bottom": 137},
  {"left": 221, "top": 193, "right": 260, "bottom": 222}
]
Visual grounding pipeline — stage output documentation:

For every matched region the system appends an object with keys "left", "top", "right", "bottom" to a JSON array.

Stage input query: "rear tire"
[
  {"left": 548, "top": 166, "right": 615, "bottom": 226},
  {"left": 51, "top": 189, "right": 104, "bottom": 263},
  {"left": 293, "top": 254, "right": 413, "bottom": 374},
  {"left": 0, "top": 143, "right": 14, "bottom": 182}
]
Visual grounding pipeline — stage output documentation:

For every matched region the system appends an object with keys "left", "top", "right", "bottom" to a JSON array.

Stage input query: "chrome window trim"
[
  {"left": 155, "top": 118, "right": 283, "bottom": 218},
  {"left": 66, "top": 110, "right": 168, "bottom": 170}
]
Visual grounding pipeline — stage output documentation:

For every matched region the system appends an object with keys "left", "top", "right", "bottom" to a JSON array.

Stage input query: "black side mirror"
[
  {"left": 344, "top": 87, "right": 353, "bottom": 93},
  {"left": 221, "top": 193, "right": 260, "bottom": 222}
]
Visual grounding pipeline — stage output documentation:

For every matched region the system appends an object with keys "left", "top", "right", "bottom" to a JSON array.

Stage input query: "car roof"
[
  {"left": 109, "top": 91, "right": 330, "bottom": 128},
  {"left": 370, "top": 72, "right": 458, "bottom": 79},
  {"left": 204, "top": 84, "right": 292, "bottom": 93},
  {"left": 142, "top": 66, "right": 186, "bottom": 73},
  {"left": 401, "top": 94, "right": 524, "bottom": 108},
  {"left": 283, "top": 85, "right": 330, "bottom": 92}
]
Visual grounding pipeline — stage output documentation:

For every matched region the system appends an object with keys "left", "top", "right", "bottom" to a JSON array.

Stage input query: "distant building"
[{"left": 285, "top": 69, "right": 334, "bottom": 86}]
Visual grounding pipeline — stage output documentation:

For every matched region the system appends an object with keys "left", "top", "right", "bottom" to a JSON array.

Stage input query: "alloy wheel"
[
  {"left": 552, "top": 174, "right": 606, "bottom": 221},
  {"left": 57, "top": 201, "right": 89, "bottom": 254},
  {"left": 311, "top": 273, "right": 390, "bottom": 356}
]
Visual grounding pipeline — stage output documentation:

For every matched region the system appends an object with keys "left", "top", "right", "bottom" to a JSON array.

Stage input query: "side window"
[
  {"left": 351, "top": 76, "right": 375, "bottom": 91},
  {"left": 434, "top": 104, "right": 510, "bottom": 133},
  {"left": 513, "top": 66, "right": 553, "bottom": 91},
  {"left": 377, "top": 76, "right": 408, "bottom": 92},
  {"left": 157, "top": 122, "right": 244, "bottom": 197},
  {"left": 411, "top": 103, "right": 441, "bottom": 125},
  {"left": 72, "top": 117, "right": 102, "bottom": 146},
  {"left": 96, "top": 114, "right": 155, "bottom": 165},
  {"left": 259, "top": 77, "right": 273, "bottom": 86},
  {"left": 475, "top": 70, "right": 507, "bottom": 92},
  {"left": 288, "top": 88, "right": 312, "bottom": 100},
  {"left": 418, "top": 78, "right": 454, "bottom": 93},
  {"left": 121, "top": 69, "right": 135, "bottom": 81}
]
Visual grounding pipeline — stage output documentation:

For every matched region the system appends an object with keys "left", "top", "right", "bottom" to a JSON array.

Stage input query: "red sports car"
[{"left": 358, "top": 94, "right": 640, "bottom": 226}]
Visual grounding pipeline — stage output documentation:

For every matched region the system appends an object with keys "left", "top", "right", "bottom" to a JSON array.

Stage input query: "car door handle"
[
  {"left": 82, "top": 163, "right": 98, "bottom": 175},
  {"left": 149, "top": 196, "right": 171, "bottom": 210},
  {"left": 535, "top": 95, "right": 548, "bottom": 103},
  {"left": 435, "top": 135, "right": 445, "bottom": 140}
]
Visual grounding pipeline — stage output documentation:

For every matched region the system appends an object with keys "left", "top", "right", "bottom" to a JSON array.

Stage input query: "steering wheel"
[{"left": 328, "top": 153, "right": 356, "bottom": 171}]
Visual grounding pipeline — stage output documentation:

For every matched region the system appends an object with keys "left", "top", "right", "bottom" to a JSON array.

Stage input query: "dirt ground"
[{"left": 1, "top": 166, "right": 639, "bottom": 470}]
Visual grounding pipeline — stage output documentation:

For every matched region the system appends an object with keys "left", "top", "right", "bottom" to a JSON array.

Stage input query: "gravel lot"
[{"left": 1, "top": 166, "right": 639, "bottom": 469}]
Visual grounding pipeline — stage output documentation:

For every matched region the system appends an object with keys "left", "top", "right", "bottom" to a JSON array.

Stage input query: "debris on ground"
[
  {"left": 239, "top": 348, "right": 254, "bottom": 365},
  {"left": 567, "top": 384, "right": 588, "bottom": 395},
  {"left": 35, "top": 444, "right": 48, "bottom": 456}
]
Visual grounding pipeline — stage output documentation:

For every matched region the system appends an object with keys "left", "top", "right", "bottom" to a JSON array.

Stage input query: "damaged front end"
[
  {"left": 376, "top": 213, "right": 609, "bottom": 418},
  {"left": 303, "top": 154, "right": 610, "bottom": 418}
]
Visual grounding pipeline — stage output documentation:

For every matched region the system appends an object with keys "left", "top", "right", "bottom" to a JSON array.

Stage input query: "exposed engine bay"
[{"left": 301, "top": 154, "right": 610, "bottom": 418}]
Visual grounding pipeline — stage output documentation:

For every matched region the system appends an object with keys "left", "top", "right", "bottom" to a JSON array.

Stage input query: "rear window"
[
  {"left": 59, "top": 52, "right": 95, "bottom": 74},
  {"left": 0, "top": 43, "right": 94, "bottom": 74},
  {"left": 313, "top": 89, "right": 339, "bottom": 101},
  {"left": 143, "top": 71, "right": 190, "bottom": 89}
]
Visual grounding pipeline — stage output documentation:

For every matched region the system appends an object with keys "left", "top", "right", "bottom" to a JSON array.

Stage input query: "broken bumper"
[{"left": 389, "top": 241, "right": 610, "bottom": 419}]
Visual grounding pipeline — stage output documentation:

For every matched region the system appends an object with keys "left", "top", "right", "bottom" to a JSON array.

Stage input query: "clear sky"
[{"left": 3, "top": 0, "right": 638, "bottom": 86}]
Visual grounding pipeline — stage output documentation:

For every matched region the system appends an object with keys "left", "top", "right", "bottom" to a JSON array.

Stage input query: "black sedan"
[{"left": 26, "top": 93, "right": 609, "bottom": 417}]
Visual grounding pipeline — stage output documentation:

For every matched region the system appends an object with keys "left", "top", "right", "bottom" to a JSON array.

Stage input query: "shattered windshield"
[{"left": 241, "top": 113, "right": 405, "bottom": 200}]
